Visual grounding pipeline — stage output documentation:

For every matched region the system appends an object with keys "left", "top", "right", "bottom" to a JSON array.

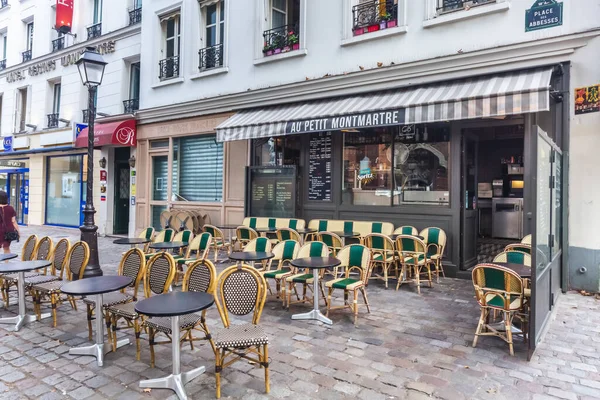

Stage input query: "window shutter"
[{"left": 174, "top": 136, "right": 223, "bottom": 202}]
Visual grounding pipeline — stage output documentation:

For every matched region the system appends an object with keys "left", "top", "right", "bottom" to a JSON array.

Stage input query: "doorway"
[
  {"left": 113, "top": 148, "right": 130, "bottom": 234},
  {"left": 0, "top": 169, "right": 29, "bottom": 225}
]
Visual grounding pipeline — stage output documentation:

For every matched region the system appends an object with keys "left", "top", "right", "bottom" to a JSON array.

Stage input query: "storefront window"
[
  {"left": 254, "top": 136, "right": 301, "bottom": 166},
  {"left": 152, "top": 156, "right": 168, "bottom": 201},
  {"left": 46, "top": 155, "right": 83, "bottom": 227},
  {"left": 172, "top": 135, "right": 223, "bottom": 202}
]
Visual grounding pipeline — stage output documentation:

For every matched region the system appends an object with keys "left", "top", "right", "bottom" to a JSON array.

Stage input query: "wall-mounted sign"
[
  {"left": 285, "top": 109, "right": 405, "bottom": 135},
  {"left": 56, "top": 0, "right": 74, "bottom": 34},
  {"left": 6, "top": 60, "right": 57, "bottom": 83},
  {"left": 308, "top": 132, "right": 332, "bottom": 201},
  {"left": 0, "top": 160, "right": 25, "bottom": 168},
  {"left": 100, "top": 170, "right": 107, "bottom": 182},
  {"left": 60, "top": 41, "right": 116, "bottom": 67},
  {"left": 575, "top": 85, "right": 600, "bottom": 115},
  {"left": 525, "top": 0, "right": 563, "bottom": 32},
  {"left": 2, "top": 137, "right": 13, "bottom": 153}
]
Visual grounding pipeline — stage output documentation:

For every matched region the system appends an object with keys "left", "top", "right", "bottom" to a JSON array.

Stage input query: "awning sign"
[
  {"left": 525, "top": 0, "right": 563, "bottom": 32},
  {"left": 56, "top": 0, "right": 74, "bottom": 34},
  {"left": 285, "top": 109, "right": 405, "bottom": 134}
]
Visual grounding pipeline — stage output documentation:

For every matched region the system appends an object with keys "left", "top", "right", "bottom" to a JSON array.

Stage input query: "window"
[
  {"left": 93, "top": 0, "right": 103, "bottom": 24},
  {"left": 253, "top": 136, "right": 301, "bottom": 166},
  {"left": 172, "top": 135, "right": 223, "bottom": 202},
  {"left": 1, "top": 33, "right": 6, "bottom": 59},
  {"left": 26, "top": 22, "right": 33, "bottom": 51},
  {"left": 159, "top": 13, "right": 181, "bottom": 79},
  {"left": 262, "top": 0, "right": 300, "bottom": 57},
  {"left": 124, "top": 62, "right": 140, "bottom": 113},
  {"left": 352, "top": 0, "right": 398, "bottom": 36},
  {"left": 129, "top": 0, "right": 142, "bottom": 25},
  {"left": 46, "top": 155, "right": 84, "bottom": 227},
  {"left": 51, "top": 9, "right": 65, "bottom": 52},
  {"left": 15, "top": 87, "right": 27, "bottom": 132},
  {"left": 48, "top": 82, "right": 61, "bottom": 128},
  {"left": 271, "top": 0, "right": 287, "bottom": 28},
  {"left": 437, "top": 0, "right": 495, "bottom": 14},
  {"left": 199, "top": 0, "right": 225, "bottom": 70}
]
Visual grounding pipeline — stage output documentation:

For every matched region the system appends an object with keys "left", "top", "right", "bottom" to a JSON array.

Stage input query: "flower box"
[
  {"left": 292, "top": 43, "right": 300, "bottom": 50},
  {"left": 266, "top": 50, "right": 273, "bottom": 56},
  {"left": 353, "top": 28, "right": 364, "bottom": 36},
  {"left": 380, "top": 20, "right": 387, "bottom": 30},
  {"left": 274, "top": 48, "right": 282, "bottom": 54},
  {"left": 283, "top": 45, "right": 291, "bottom": 53},
  {"left": 367, "top": 24, "right": 380, "bottom": 33},
  {"left": 387, "top": 20, "right": 397, "bottom": 28}
]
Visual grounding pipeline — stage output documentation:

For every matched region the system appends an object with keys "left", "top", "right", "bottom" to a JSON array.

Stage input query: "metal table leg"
[
  {"left": 0, "top": 271, "right": 50, "bottom": 331},
  {"left": 291, "top": 269, "right": 332, "bottom": 325},
  {"left": 69, "top": 294, "right": 129, "bottom": 367},
  {"left": 140, "top": 315, "right": 206, "bottom": 400}
]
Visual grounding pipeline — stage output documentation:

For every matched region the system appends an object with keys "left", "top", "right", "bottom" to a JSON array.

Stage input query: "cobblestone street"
[{"left": 0, "top": 226, "right": 596, "bottom": 399}]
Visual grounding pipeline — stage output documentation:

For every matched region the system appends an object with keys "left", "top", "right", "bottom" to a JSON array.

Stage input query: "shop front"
[
  {"left": 45, "top": 154, "right": 87, "bottom": 227},
  {"left": 0, "top": 159, "right": 30, "bottom": 225}
]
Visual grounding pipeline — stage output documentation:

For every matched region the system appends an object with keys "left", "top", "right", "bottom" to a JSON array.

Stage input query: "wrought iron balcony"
[
  {"left": 0, "top": 0, "right": 8, "bottom": 9},
  {"left": 262, "top": 23, "right": 299, "bottom": 56},
  {"left": 123, "top": 99, "right": 139, "bottom": 114},
  {"left": 129, "top": 7, "right": 142, "bottom": 25},
  {"left": 22, "top": 49, "right": 32, "bottom": 63},
  {"left": 47, "top": 113, "right": 59, "bottom": 129},
  {"left": 82, "top": 109, "right": 90, "bottom": 123},
  {"left": 87, "top": 23, "right": 102, "bottom": 40},
  {"left": 0, "top": 59, "right": 5, "bottom": 71},
  {"left": 159, "top": 56, "right": 179, "bottom": 80},
  {"left": 436, "top": 0, "right": 495, "bottom": 13},
  {"left": 352, "top": 0, "right": 398, "bottom": 34},
  {"left": 198, "top": 43, "right": 223, "bottom": 71},
  {"left": 52, "top": 37, "right": 65, "bottom": 53}
]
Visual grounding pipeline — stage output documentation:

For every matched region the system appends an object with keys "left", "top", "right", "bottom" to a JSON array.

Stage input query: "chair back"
[
  {"left": 297, "top": 241, "right": 329, "bottom": 258},
  {"left": 34, "top": 236, "right": 53, "bottom": 261},
  {"left": 66, "top": 241, "right": 90, "bottom": 281},
  {"left": 154, "top": 228, "right": 175, "bottom": 243},
  {"left": 472, "top": 263, "right": 524, "bottom": 311},
  {"left": 236, "top": 226, "right": 258, "bottom": 246},
  {"left": 51, "top": 239, "right": 70, "bottom": 277},
  {"left": 337, "top": 244, "right": 372, "bottom": 281},
  {"left": 395, "top": 234, "right": 427, "bottom": 264},
  {"left": 316, "top": 232, "right": 343, "bottom": 253},
  {"left": 139, "top": 227, "right": 155, "bottom": 241},
  {"left": 420, "top": 227, "right": 447, "bottom": 257},
  {"left": 521, "top": 234, "right": 532, "bottom": 245},
  {"left": 505, "top": 243, "right": 531, "bottom": 255},
  {"left": 276, "top": 228, "right": 301, "bottom": 242},
  {"left": 215, "top": 264, "right": 267, "bottom": 328},
  {"left": 272, "top": 240, "right": 299, "bottom": 263},
  {"left": 173, "top": 229, "right": 194, "bottom": 244},
  {"left": 203, "top": 224, "right": 225, "bottom": 242},
  {"left": 394, "top": 226, "right": 418, "bottom": 236},
  {"left": 364, "top": 233, "right": 395, "bottom": 259},
  {"left": 144, "top": 252, "right": 176, "bottom": 297},
  {"left": 493, "top": 251, "right": 531, "bottom": 267},
  {"left": 119, "top": 248, "right": 146, "bottom": 300},
  {"left": 185, "top": 232, "right": 212, "bottom": 260},
  {"left": 21, "top": 235, "right": 38, "bottom": 261},
  {"left": 243, "top": 237, "right": 272, "bottom": 253},
  {"left": 183, "top": 259, "right": 217, "bottom": 295}
]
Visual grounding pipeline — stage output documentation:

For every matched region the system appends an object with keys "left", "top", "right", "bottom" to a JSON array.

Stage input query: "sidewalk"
[{"left": 0, "top": 225, "right": 596, "bottom": 399}]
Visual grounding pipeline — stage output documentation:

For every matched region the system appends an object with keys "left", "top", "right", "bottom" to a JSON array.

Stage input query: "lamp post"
[{"left": 76, "top": 47, "right": 107, "bottom": 278}]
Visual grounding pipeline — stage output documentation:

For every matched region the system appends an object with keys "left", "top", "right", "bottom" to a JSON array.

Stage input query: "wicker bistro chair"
[
  {"left": 394, "top": 226, "right": 418, "bottom": 236},
  {"left": 325, "top": 244, "right": 372, "bottom": 325},
  {"left": 143, "top": 259, "right": 217, "bottom": 368},
  {"left": 317, "top": 231, "right": 344, "bottom": 258},
  {"left": 521, "top": 234, "right": 532, "bottom": 245},
  {"left": 504, "top": 243, "right": 532, "bottom": 255},
  {"left": 107, "top": 252, "right": 176, "bottom": 360},
  {"left": 420, "top": 227, "right": 448, "bottom": 282},
  {"left": 285, "top": 241, "right": 329, "bottom": 309},
  {"left": 144, "top": 228, "right": 175, "bottom": 259},
  {"left": 276, "top": 228, "right": 302, "bottom": 243},
  {"left": 243, "top": 237, "right": 272, "bottom": 271},
  {"left": 472, "top": 263, "right": 526, "bottom": 356},
  {"left": 1, "top": 235, "right": 38, "bottom": 307},
  {"left": 31, "top": 241, "right": 90, "bottom": 327},
  {"left": 172, "top": 229, "right": 194, "bottom": 254},
  {"left": 139, "top": 227, "right": 155, "bottom": 252},
  {"left": 172, "top": 232, "right": 212, "bottom": 284},
  {"left": 395, "top": 235, "right": 433, "bottom": 294},
  {"left": 213, "top": 264, "right": 269, "bottom": 399},
  {"left": 25, "top": 239, "right": 70, "bottom": 291},
  {"left": 203, "top": 224, "right": 232, "bottom": 262},
  {"left": 235, "top": 226, "right": 259, "bottom": 250},
  {"left": 83, "top": 249, "right": 146, "bottom": 341},
  {"left": 260, "top": 240, "right": 300, "bottom": 305},
  {"left": 493, "top": 251, "right": 532, "bottom": 267},
  {"left": 364, "top": 233, "right": 397, "bottom": 289}
]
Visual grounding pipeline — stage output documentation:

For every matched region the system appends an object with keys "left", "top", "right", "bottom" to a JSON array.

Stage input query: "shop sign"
[
  {"left": 6, "top": 60, "right": 57, "bottom": 83},
  {"left": 2, "top": 137, "right": 13, "bottom": 153},
  {"left": 285, "top": 109, "right": 406, "bottom": 135},
  {"left": 100, "top": 170, "right": 107, "bottom": 182},
  {"left": 0, "top": 160, "right": 25, "bottom": 168},
  {"left": 60, "top": 41, "right": 116, "bottom": 67},
  {"left": 357, "top": 157, "right": 374, "bottom": 184},
  {"left": 56, "top": 0, "right": 74, "bottom": 34},
  {"left": 575, "top": 85, "right": 600, "bottom": 115},
  {"left": 525, "top": 0, "right": 563, "bottom": 32}
]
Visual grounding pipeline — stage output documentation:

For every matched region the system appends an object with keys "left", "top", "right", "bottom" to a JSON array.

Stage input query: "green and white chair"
[
  {"left": 493, "top": 251, "right": 531, "bottom": 267},
  {"left": 285, "top": 241, "right": 329, "bottom": 309},
  {"left": 260, "top": 240, "right": 300, "bottom": 305},
  {"left": 420, "top": 227, "right": 447, "bottom": 282}
]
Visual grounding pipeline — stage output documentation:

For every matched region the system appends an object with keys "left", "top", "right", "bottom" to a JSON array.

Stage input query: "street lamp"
[{"left": 76, "top": 46, "right": 107, "bottom": 278}]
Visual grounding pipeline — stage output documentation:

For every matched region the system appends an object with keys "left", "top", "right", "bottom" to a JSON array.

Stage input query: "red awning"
[{"left": 75, "top": 119, "right": 137, "bottom": 148}]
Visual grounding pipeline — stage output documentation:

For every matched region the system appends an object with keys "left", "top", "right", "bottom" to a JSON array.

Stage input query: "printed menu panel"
[
  {"left": 248, "top": 166, "right": 296, "bottom": 218},
  {"left": 308, "top": 132, "right": 332, "bottom": 201}
]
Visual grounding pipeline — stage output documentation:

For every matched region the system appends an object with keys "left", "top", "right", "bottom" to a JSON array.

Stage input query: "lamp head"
[{"left": 76, "top": 47, "right": 107, "bottom": 88}]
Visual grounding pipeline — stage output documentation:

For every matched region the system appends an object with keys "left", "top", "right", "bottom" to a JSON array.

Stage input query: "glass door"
[
  {"left": 7, "top": 172, "right": 27, "bottom": 225},
  {"left": 150, "top": 154, "right": 169, "bottom": 230},
  {"left": 460, "top": 131, "right": 479, "bottom": 269}
]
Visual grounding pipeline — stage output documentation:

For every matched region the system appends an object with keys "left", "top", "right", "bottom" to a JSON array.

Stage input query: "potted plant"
[
  {"left": 386, "top": 13, "right": 397, "bottom": 28},
  {"left": 380, "top": 13, "right": 389, "bottom": 30},
  {"left": 367, "top": 23, "right": 380, "bottom": 33},
  {"left": 273, "top": 35, "right": 284, "bottom": 54},
  {"left": 353, "top": 26, "right": 365, "bottom": 36},
  {"left": 288, "top": 31, "right": 299, "bottom": 51},
  {"left": 263, "top": 43, "right": 274, "bottom": 56}
]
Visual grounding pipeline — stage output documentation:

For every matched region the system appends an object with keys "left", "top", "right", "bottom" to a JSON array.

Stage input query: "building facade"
[{"left": 0, "top": 0, "right": 142, "bottom": 235}]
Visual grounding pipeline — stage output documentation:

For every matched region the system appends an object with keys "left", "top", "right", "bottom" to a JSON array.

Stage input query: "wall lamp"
[
  {"left": 128, "top": 155, "right": 136, "bottom": 168},
  {"left": 98, "top": 157, "right": 107, "bottom": 169}
]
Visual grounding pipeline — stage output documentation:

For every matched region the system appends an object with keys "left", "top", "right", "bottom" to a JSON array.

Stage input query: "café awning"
[
  {"left": 216, "top": 67, "right": 553, "bottom": 142},
  {"left": 75, "top": 119, "right": 137, "bottom": 148}
]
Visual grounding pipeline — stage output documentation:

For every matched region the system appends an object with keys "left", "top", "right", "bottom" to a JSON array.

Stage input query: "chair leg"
[
  {"left": 505, "top": 312, "right": 514, "bottom": 356},
  {"left": 319, "top": 282, "right": 327, "bottom": 307},
  {"left": 396, "top": 265, "right": 404, "bottom": 291},
  {"left": 86, "top": 304, "right": 94, "bottom": 341},
  {"left": 427, "top": 264, "right": 433, "bottom": 288},
  {"left": 134, "top": 319, "right": 142, "bottom": 361},
  {"left": 104, "top": 309, "right": 112, "bottom": 346},
  {"left": 149, "top": 328, "right": 156, "bottom": 368},
  {"left": 111, "top": 315, "right": 119, "bottom": 353},
  {"left": 383, "top": 264, "right": 388, "bottom": 289},
  {"left": 50, "top": 294, "right": 58, "bottom": 328},
  {"left": 286, "top": 282, "right": 292, "bottom": 309},
  {"left": 215, "top": 348, "right": 222, "bottom": 399},
  {"left": 188, "top": 330, "right": 194, "bottom": 350},
  {"left": 326, "top": 287, "right": 333, "bottom": 317},
  {"left": 263, "top": 344, "right": 270, "bottom": 394},
  {"left": 472, "top": 308, "right": 486, "bottom": 348},
  {"left": 415, "top": 266, "right": 421, "bottom": 294},
  {"left": 360, "top": 287, "right": 370, "bottom": 313},
  {"left": 353, "top": 290, "right": 359, "bottom": 325}
]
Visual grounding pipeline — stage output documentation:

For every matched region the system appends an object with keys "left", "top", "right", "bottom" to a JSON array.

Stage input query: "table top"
[
  {"left": 255, "top": 227, "right": 277, "bottom": 233},
  {"left": 0, "top": 253, "right": 18, "bottom": 262},
  {"left": 0, "top": 260, "right": 51, "bottom": 274},
  {"left": 149, "top": 241, "right": 188, "bottom": 250},
  {"left": 113, "top": 238, "right": 151, "bottom": 245},
  {"left": 135, "top": 291, "right": 214, "bottom": 317},
  {"left": 214, "top": 224, "right": 240, "bottom": 230},
  {"left": 494, "top": 262, "right": 532, "bottom": 278},
  {"left": 328, "top": 231, "right": 360, "bottom": 238},
  {"left": 294, "top": 228, "right": 316, "bottom": 234},
  {"left": 60, "top": 276, "right": 133, "bottom": 296},
  {"left": 291, "top": 256, "right": 341, "bottom": 269},
  {"left": 229, "top": 252, "right": 275, "bottom": 262},
  {"left": 389, "top": 234, "right": 425, "bottom": 241}
]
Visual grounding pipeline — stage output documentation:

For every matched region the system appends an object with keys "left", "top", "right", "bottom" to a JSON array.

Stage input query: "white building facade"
[{"left": 0, "top": 0, "right": 142, "bottom": 235}]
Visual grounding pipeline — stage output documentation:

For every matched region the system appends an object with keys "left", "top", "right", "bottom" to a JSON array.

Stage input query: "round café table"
[
  {"left": 61, "top": 276, "right": 132, "bottom": 367},
  {"left": 113, "top": 238, "right": 151, "bottom": 248},
  {"left": 228, "top": 252, "right": 274, "bottom": 268},
  {"left": 0, "top": 260, "right": 52, "bottom": 331},
  {"left": 0, "top": 254, "right": 18, "bottom": 262},
  {"left": 149, "top": 241, "right": 188, "bottom": 252},
  {"left": 389, "top": 234, "right": 425, "bottom": 241},
  {"left": 136, "top": 292, "right": 214, "bottom": 400},
  {"left": 494, "top": 262, "right": 532, "bottom": 279},
  {"left": 327, "top": 231, "right": 360, "bottom": 247},
  {"left": 290, "top": 256, "right": 341, "bottom": 325}
]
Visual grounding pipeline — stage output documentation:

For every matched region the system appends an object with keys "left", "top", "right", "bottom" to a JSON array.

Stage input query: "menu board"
[
  {"left": 246, "top": 166, "right": 296, "bottom": 218},
  {"left": 308, "top": 132, "right": 332, "bottom": 201}
]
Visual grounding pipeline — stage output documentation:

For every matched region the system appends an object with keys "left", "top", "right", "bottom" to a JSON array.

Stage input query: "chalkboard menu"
[
  {"left": 246, "top": 166, "right": 296, "bottom": 218},
  {"left": 308, "top": 132, "right": 332, "bottom": 201}
]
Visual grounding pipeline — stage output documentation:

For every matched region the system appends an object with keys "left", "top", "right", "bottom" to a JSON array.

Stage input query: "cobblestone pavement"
[{"left": 0, "top": 226, "right": 597, "bottom": 399}]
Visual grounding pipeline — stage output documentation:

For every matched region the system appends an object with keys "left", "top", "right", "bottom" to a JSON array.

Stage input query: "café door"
[
  {"left": 460, "top": 131, "right": 479, "bottom": 269},
  {"left": 3, "top": 170, "right": 29, "bottom": 225}
]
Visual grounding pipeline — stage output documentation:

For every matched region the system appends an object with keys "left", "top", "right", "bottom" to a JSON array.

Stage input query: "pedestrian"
[{"left": 0, "top": 191, "right": 19, "bottom": 254}]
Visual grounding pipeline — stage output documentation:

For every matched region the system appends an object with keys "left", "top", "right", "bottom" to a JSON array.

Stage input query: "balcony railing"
[
  {"left": 0, "top": 59, "right": 5, "bottom": 71},
  {"left": 47, "top": 113, "right": 59, "bottom": 129},
  {"left": 436, "top": 0, "right": 495, "bottom": 13},
  {"left": 22, "top": 49, "right": 32, "bottom": 63},
  {"left": 82, "top": 109, "right": 89, "bottom": 124},
  {"left": 262, "top": 23, "right": 299, "bottom": 56},
  {"left": 1, "top": 0, "right": 8, "bottom": 9},
  {"left": 129, "top": 7, "right": 142, "bottom": 25},
  {"left": 198, "top": 43, "right": 223, "bottom": 71},
  {"left": 87, "top": 23, "right": 102, "bottom": 40},
  {"left": 159, "top": 56, "right": 179, "bottom": 80},
  {"left": 352, "top": 0, "right": 398, "bottom": 35},
  {"left": 123, "top": 99, "right": 139, "bottom": 114},
  {"left": 52, "top": 37, "right": 65, "bottom": 53}
]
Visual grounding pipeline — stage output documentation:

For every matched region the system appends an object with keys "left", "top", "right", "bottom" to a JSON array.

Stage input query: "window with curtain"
[
  {"left": 164, "top": 14, "right": 181, "bottom": 58},
  {"left": 93, "top": 0, "right": 103, "bottom": 23},
  {"left": 205, "top": 1, "right": 225, "bottom": 47},
  {"left": 271, "top": 0, "right": 287, "bottom": 28},
  {"left": 52, "top": 83, "right": 61, "bottom": 114},
  {"left": 2, "top": 34, "right": 7, "bottom": 60},
  {"left": 172, "top": 135, "right": 223, "bottom": 202},
  {"left": 26, "top": 22, "right": 34, "bottom": 51}
]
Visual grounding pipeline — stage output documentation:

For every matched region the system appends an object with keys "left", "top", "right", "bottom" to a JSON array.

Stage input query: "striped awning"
[{"left": 216, "top": 67, "right": 553, "bottom": 142}]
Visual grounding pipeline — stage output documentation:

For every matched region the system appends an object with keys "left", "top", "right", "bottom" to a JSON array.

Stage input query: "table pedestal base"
[
  {"left": 291, "top": 309, "right": 332, "bottom": 325},
  {"left": 0, "top": 272, "right": 51, "bottom": 331},
  {"left": 140, "top": 367, "right": 205, "bottom": 400},
  {"left": 69, "top": 339, "right": 129, "bottom": 367}
]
